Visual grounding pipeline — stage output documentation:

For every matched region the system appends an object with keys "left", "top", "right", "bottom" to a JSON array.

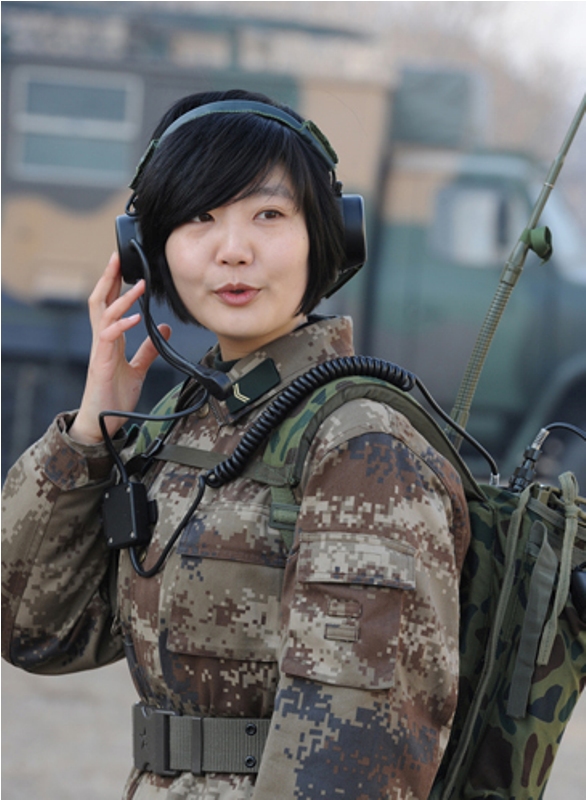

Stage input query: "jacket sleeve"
[
  {"left": 253, "top": 401, "right": 470, "bottom": 800},
  {"left": 1, "top": 412, "right": 125, "bottom": 673}
]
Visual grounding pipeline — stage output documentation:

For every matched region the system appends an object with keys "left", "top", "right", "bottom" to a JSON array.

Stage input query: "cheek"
[
  {"left": 288, "top": 230, "right": 310, "bottom": 297},
  {"left": 164, "top": 236, "right": 181, "bottom": 280},
  {"left": 300, "top": 242, "right": 311, "bottom": 295},
  {"left": 295, "top": 262, "right": 309, "bottom": 300},
  {"left": 165, "top": 237, "right": 199, "bottom": 288}
]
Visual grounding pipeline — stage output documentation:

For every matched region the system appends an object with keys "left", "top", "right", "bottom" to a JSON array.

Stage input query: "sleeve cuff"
[{"left": 40, "top": 411, "right": 127, "bottom": 489}]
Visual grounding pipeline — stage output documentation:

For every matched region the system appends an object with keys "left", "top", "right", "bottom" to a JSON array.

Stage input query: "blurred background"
[{"left": 2, "top": 2, "right": 585, "bottom": 797}]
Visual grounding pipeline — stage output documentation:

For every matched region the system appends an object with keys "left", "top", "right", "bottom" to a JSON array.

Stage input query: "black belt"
[{"left": 133, "top": 703, "right": 270, "bottom": 777}]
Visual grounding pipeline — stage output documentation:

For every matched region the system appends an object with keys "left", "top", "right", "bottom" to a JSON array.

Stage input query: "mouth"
[{"left": 215, "top": 283, "right": 260, "bottom": 307}]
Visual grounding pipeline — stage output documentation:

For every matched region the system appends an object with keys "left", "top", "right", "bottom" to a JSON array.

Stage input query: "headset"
[{"left": 115, "top": 100, "right": 367, "bottom": 396}]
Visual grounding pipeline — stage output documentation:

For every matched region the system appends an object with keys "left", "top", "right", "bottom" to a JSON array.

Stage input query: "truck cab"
[{"left": 339, "top": 148, "right": 586, "bottom": 484}]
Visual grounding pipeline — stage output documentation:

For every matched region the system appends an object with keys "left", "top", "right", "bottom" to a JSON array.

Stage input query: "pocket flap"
[{"left": 297, "top": 531, "right": 416, "bottom": 589}]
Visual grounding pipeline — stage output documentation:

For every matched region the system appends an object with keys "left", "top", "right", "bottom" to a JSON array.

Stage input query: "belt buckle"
[{"left": 133, "top": 703, "right": 179, "bottom": 777}]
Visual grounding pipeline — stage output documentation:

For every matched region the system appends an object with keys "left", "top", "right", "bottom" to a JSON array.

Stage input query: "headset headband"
[{"left": 130, "top": 100, "right": 338, "bottom": 190}]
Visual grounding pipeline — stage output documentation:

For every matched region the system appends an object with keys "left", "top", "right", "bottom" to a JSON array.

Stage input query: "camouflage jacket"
[{"left": 2, "top": 316, "right": 470, "bottom": 800}]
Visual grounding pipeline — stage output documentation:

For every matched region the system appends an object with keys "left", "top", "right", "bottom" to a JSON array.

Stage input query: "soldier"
[{"left": 2, "top": 89, "right": 470, "bottom": 799}]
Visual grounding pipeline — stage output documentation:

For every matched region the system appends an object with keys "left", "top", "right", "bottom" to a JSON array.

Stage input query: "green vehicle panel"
[{"left": 336, "top": 150, "right": 586, "bottom": 483}]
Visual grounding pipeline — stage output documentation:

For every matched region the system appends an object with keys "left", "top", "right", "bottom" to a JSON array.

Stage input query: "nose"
[{"left": 215, "top": 218, "right": 253, "bottom": 267}]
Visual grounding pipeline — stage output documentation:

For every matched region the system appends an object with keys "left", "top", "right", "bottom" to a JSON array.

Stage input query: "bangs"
[{"left": 147, "top": 114, "right": 308, "bottom": 229}]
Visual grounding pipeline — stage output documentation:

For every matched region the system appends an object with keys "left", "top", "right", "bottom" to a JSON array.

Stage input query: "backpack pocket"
[
  {"left": 432, "top": 479, "right": 586, "bottom": 800},
  {"left": 281, "top": 531, "right": 416, "bottom": 689}
]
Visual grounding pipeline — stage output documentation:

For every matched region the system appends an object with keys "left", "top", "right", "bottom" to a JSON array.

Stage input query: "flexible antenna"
[{"left": 449, "top": 94, "right": 586, "bottom": 447}]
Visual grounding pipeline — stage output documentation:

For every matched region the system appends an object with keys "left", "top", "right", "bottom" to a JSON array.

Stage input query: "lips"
[{"left": 215, "top": 283, "right": 260, "bottom": 307}]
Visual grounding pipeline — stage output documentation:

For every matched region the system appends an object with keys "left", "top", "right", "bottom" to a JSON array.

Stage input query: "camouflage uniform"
[{"left": 2, "top": 316, "right": 470, "bottom": 800}]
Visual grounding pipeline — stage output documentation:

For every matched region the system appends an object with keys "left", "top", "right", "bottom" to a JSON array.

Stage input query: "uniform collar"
[{"left": 204, "top": 315, "right": 355, "bottom": 424}]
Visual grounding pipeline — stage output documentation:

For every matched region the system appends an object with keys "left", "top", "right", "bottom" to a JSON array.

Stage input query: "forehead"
[
  {"left": 233, "top": 165, "right": 298, "bottom": 205},
  {"left": 253, "top": 167, "right": 294, "bottom": 196}
]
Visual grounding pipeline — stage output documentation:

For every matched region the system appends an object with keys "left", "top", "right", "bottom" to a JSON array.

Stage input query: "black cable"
[
  {"left": 414, "top": 378, "right": 500, "bottom": 479},
  {"left": 129, "top": 474, "right": 207, "bottom": 578},
  {"left": 102, "top": 354, "right": 497, "bottom": 577},
  {"left": 204, "top": 355, "right": 497, "bottom": 490},
  {"left": 132, "top": 241, "right": 232, "bottom": 399},
  {"left": 544, "top": 421, "right": 586, "bottom": 442},
  {"left": 98, "top": 391, "right": 210, "bottom": 483},
  {"left": 509, "top": 421, "right": 586, "bottom": 492}
]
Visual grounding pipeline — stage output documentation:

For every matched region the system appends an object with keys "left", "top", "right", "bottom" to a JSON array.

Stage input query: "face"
[{"left": 165, "top": 167, "right": 310, "bottom": 361}]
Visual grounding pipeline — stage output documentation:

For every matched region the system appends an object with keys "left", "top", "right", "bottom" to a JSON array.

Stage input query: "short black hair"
[{"left": 133, "top": 89, "right": 345, "bottom": 324}]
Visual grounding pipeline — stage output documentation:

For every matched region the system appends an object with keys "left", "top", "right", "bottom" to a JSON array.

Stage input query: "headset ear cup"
[
  {"left": 325, "top": 195, "right": 367, "bottom": 299},
  {"left": 115, "top": 215, "right": 145, "bottom": 284},
  {"left": 340, "top": 194, "right": 366, "bottom": 270}
]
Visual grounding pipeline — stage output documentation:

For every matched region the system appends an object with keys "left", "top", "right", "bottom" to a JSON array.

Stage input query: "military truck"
[
  {"left": 2, "top": 3, "right": 585, "bottom": 484},
  {"left": 340, "top": 144, "right": 586, "bottom": 484}
]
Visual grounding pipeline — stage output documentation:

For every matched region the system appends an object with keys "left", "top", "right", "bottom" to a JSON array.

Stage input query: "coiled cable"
[
  {"left": 205, "top": 355, "right": 497, "bottom": 489},
  {"left": 102, "top": 354, "right": 496, "bottom": 578}
]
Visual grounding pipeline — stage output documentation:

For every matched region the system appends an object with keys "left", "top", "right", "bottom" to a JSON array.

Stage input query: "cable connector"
[{"left": 508, "top": 428, "right": 550, "bottom": 493}]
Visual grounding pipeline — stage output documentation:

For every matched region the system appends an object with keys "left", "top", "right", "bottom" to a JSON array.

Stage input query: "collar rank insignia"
[{"left": 226, "top": 358, "right": 281, "bottom": 414}]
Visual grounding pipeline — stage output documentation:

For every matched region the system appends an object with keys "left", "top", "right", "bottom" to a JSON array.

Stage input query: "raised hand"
[{"left": 69, "top": 252, "right": 171, "bottom": 444}]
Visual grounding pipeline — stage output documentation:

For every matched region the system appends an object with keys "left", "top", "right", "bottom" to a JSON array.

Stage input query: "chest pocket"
[{"left": 163, "top": 497, "right": 287, "bottom": 663}]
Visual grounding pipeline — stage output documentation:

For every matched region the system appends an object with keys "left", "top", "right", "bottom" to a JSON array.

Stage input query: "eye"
[
  {"left": 193, "top": 211, "right": 214, "bottom": 223},
  {"left": 258, "top": 209, "right": 284, "bottom": 221}
]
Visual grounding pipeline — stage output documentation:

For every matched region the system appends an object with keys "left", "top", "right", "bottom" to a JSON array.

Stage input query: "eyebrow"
[{"left": 251, "top": 183, "right": 295, "bottom": 201}]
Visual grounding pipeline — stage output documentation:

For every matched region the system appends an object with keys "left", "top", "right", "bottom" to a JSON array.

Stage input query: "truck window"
[
  {"left": 8, "top": 66, "right": 142, "bottom": 186},
  {"left": 431, "top": 183, "right": 527, "bottom": 268}
]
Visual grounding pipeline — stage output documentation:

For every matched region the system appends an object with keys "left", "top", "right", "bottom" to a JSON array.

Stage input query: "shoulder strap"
[
  {"left": 129, "top": 374, "right": 483, "bottom": 552},
  {"left": 261, "top": 376, "right": 484, "bottom": 550},
  {"left": 132, "top": 382, "right": 185, "bottom": 456}
]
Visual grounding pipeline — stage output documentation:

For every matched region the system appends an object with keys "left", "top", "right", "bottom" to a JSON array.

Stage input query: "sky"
[
  {"left": 198, "top": 1, "right": 586, "bottom": 108},
  {"left": 448, "top": 1, "right": 586, "bottom": 106}
]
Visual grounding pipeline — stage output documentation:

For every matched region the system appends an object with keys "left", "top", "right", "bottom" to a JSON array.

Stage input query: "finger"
[
  {"left": 89, "top": 254, "right": 143, "bottom": 321},
  {"left": 104, "top": 253, "right": 146, "bottom": 309},
  {"left": 87, "top": 262, "right": 121, "bottom": 333},
  {"left": 129, "top": 324, "right": 172, "bottom": 376},
  {"left": 103, "top": 252, "right": 123, "bottom": 307},
  {"left": 97, "top": 312, "right": 142, "bottom": 344},
  {"left": 97, "top": 279, "right": 146, "bottom": 329},
  {"left": 89, "top": 253, "right": 121, "bottom": 308}
]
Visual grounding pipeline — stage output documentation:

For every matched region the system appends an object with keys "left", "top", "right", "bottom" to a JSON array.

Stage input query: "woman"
[{"left": 2, "top": 89, "right": 470, "bottom": 799}]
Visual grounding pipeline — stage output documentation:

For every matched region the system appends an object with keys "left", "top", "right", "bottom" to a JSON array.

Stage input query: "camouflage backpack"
[{"left": 133, "top": 373, "right": 586, "bottom": 800}]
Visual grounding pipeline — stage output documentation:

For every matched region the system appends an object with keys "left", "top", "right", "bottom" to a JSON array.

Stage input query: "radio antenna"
[{"left": 449, "top": 94, "right": 586, "bottom": 446}]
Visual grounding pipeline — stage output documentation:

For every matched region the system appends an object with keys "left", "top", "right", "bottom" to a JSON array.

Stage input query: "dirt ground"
[{"left": 2, "top": 658, "right": 585, "bottom": 799}]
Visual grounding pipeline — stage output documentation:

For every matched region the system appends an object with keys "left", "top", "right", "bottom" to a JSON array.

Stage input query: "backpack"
[{"left": 133, "top": 371, "right": 586, "bottom": 800}]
